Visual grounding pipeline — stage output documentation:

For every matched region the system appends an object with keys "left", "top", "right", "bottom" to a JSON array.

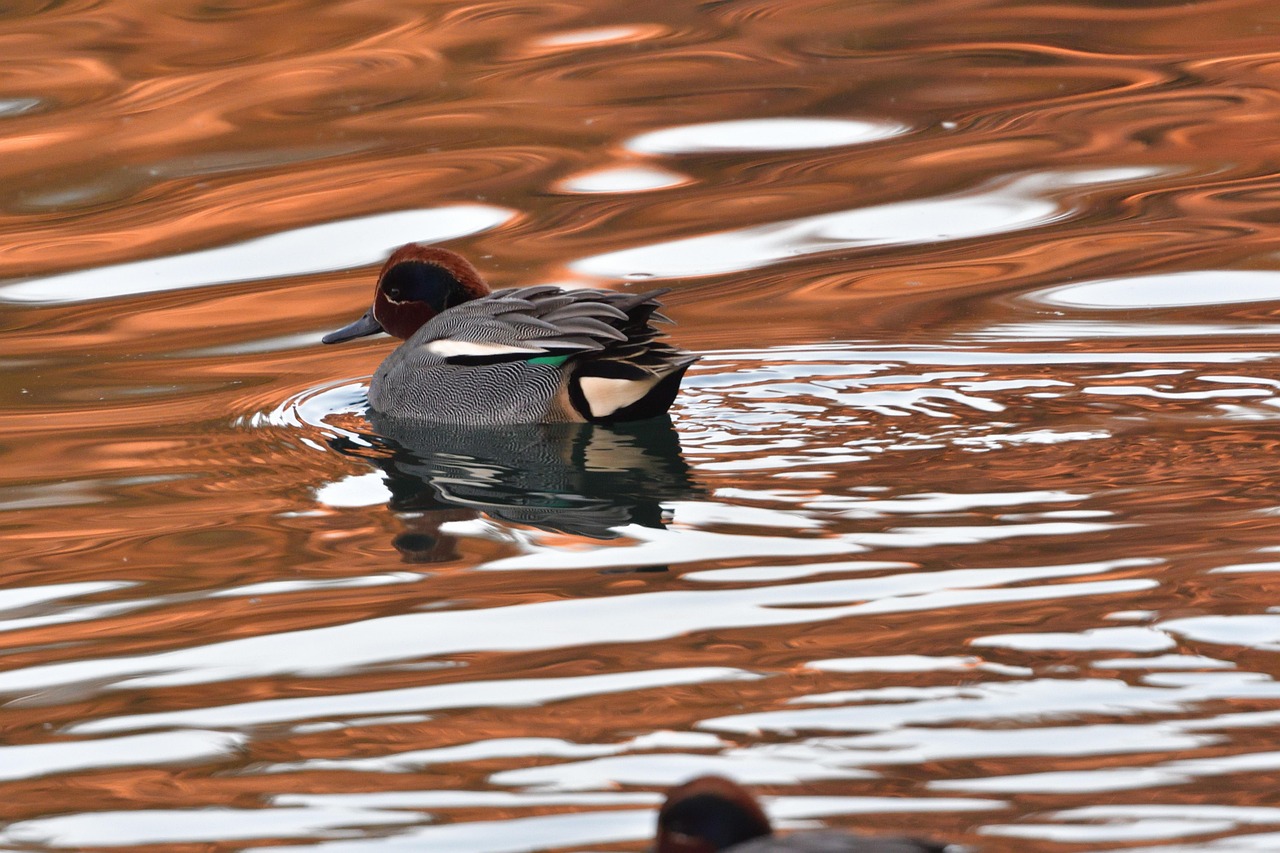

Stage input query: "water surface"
[{"left": 5, "top": 1, "right": 1280, "bottom": 851}]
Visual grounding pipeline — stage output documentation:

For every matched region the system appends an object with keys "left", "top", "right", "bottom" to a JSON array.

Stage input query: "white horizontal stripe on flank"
[{"left": 425, "top": 340, "right": 546, "bottom": 357}]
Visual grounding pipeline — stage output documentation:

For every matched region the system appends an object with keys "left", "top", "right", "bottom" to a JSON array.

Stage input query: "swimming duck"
[
  {"left": 323, "top": 244, "right": 696, "bottom": 424},
  {"left": 657, "top": 776, "right": 950, "bottom": 853}
]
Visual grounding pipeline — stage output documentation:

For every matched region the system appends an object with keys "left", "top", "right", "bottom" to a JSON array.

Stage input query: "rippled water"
[{"left": 6, "top": 1, "right": 1280, "bottom": 850}]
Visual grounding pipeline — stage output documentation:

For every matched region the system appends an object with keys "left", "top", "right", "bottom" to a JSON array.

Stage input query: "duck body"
[
  {"left": 368, "top": 284, "right": 691, "bottom": 425},
  {"left": 371, "top": 347, "right": 573, "bottom": 424},
  {"left": 657, "top": 776, "right": 950, "bottom": 853},
  {"left": 324, "top": 245, "right": 696, "bottom": 425}
]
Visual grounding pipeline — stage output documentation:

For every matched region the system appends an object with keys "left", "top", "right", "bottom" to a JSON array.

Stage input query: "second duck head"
[
  {"left": 657, "top": 775, "right": 771, "bottom": 853},
  {"left": 656, "top": 776, "right": 950, "bottom": 853},
  {"left": 322, "top": 244, "right": 491, "bottom": 344}
]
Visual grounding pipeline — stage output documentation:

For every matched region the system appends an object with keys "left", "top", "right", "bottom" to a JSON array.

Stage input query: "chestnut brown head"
[
  {"left": 657, "top": 776, "right": 772, "bottom": 853},
  {"left": 323, "top": 244, "right": 491, "bottom": 344}
]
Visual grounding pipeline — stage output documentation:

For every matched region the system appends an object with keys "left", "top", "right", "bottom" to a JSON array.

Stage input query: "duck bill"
[{"left": 322, "top": 310, "right": 384, "bottom": 344}]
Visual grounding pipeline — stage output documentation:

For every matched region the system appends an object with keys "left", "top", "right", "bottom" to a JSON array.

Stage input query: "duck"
[
  {"left": 323, "top": 244, "right": 697, "bottom": 424},
  {"left": 656, "top": 776, "right": 951, "bottom": 853}
]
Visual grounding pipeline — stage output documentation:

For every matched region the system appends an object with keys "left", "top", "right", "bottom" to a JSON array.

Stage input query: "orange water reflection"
[{"left": 6, "top": 0, "right": 1280, "bottom": 850}]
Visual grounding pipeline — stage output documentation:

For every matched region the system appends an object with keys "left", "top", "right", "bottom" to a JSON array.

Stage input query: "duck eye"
[{"left": 387, "top": 287, "right": 403, "bottom": 300}]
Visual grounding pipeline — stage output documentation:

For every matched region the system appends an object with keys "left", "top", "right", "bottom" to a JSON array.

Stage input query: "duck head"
[
  {"left": 322, "top": 244, "right": 491, "bottom": 344},
  {"left": 657, "top": 775, "right": 772, "bottom": 853}
]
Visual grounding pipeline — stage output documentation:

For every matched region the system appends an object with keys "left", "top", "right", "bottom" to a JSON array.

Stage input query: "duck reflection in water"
[{"left": 331, "top": 413, "right": 700, "bottom": 562}]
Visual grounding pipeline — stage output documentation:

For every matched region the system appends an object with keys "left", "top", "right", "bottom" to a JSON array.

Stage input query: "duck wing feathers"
[{"left": 412, "top": 286, "right": 671, "bottom": 362}]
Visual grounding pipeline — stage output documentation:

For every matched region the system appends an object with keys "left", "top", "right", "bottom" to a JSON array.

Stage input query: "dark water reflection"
[
  {"left": 8, "top": 0, "right": 1280, "bottom": 851},
  {"left": 350, "top": 415, "right": 699, "bottom": 545}
]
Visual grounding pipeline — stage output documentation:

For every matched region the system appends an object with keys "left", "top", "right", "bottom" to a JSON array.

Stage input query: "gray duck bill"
[{"left": 323, "top": 310, "right": 384, "bottom": 344}]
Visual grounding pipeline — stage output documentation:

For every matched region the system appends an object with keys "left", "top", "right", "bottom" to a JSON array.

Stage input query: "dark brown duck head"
[
  {"left": 657, "top": 776, "right": 772, "bottom": 853},
  {"left": 322, "top": 244, "right": 491, "bottom": 344},
  {"left": 656, "top": 776, "right": 950, "bottom": 853}
]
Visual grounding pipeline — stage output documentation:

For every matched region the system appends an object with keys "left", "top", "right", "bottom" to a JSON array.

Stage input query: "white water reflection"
[
  {"left": 1106, "top": 830, "right": 1280, "bottom": 851},
  {"left": 490, "top": 752, "right": 875, "bottom": 789},
  {"left": 986, "top": 818, "right": 1239, "bottom": 843},
  {"left": 557, "top": 165, "right": 689, "bottom": 193},
  {"left": 763, "top": 795, "right": 1000, "bottom": 819},
  {"left": 315, "top": 472, "right": 393, "bottom": 508},
  {"left": 821, "top": 490, "right": 1088, "bottom": 517},
  {"left": 275, "top": 791, "right": 661, "bottom": 808},
  {"left": 0, "top": 730, "right": 243, "bottom": 782},
  {"left": 627, "top": 117, "right": 907, "bottom": 153},
  {"left": 0, "top": 805, "right": 420, "bottom": 847},
  {"left": 262, "top": 810, "right": 655, "bottom": 853},
  {"left": 684, "top": 560, "right": 916, "bottom": 583},
  {"left": 534, "top": 25, "right": 654, "bottom": 48},
  {"left": 934, "top": 745, "right": 1280, "bottom": 795},
  {"left": 986, "top": 805, "right": 1280, "bottom": 846},
  {"left": 0, "top": 475, "right": 185, "bottom": 512},
  {"left": 977, "top": 321, "right": 1280, "bottom": 340},
  {"left": 0, "top": 580, "right": 131, "bottom": 612},
  {"left": 0, "top": 97, "right": 41, "bottom": 116},
  {"left": 753, "top": 724, "right": 1217, "bottom": 766},
  {"left": 574, "top": 168, "right": 1156, "bottom": 279},
  {"left": 1162, "top": 614, "right": 1280, "bottom": 650},
  {"left": 972, "top": 626, "right": 1176, "bottom": 652},
  {"left": 1032, "top": 270, "right": 1280, "bottom": 309},
  {"left": 71, "top": 668, "right": 755, "bottom": 734},
  {"left": 485, "top": 519, "right": 1128, "bottom": 572},
  {"left": 810, "top": 654, "right": 1032, "bottom": 676},
  {"left": 701, "top": 673, "right": 1280, "bottom": 735},
  {"left": 703, "top": 347, "right": 1280, "bottom": 365},
  {"left": 1094, "top": 654, "right": 1235, "bottom": 671},
  {"left": 0, "top": 205, "right": 513, "bottom": 303},
  {"left": 12, "top": 561, "right": 1138, "bottom": 697},
  {"left": 261, "top": 734, "right": 712, "bottom": 775}
]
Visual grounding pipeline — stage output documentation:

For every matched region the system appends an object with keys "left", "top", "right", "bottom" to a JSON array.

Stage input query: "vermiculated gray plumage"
[{"left": 371, "top": 358, "right": 567, "bottom": 424}]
